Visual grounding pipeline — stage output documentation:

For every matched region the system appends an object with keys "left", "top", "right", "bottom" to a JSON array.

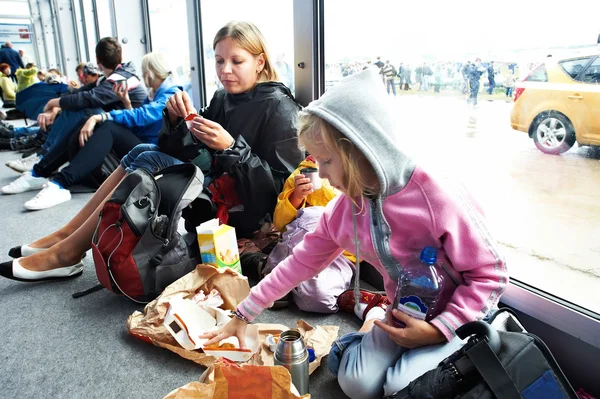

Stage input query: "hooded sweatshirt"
[
  {"left": 237, "top": 68, "right": 508, "bottom": 342},
  {"left": 58, "top": 61, "right": 147, "bottom": 112}
]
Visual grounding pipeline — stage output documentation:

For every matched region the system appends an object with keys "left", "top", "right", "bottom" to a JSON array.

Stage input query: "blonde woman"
[
  {"left": 1, "top": 21, "right": 303, "bottom": 282},
  {"left": 1, "top": 52, "right": 180, "bottom": 211}
]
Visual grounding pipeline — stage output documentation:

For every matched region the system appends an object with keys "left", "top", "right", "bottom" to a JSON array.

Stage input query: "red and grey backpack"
[{"left": 77, "top": 164, "right": 204, "bottom": 303}]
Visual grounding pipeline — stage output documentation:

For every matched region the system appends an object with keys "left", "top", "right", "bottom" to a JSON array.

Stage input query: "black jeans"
[{"left": 34, "top": 121, "right": 142, "bottom": 189}]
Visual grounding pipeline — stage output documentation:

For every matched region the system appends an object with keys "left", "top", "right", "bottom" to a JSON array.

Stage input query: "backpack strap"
[
  {"left": 466, "top": 339, "right": 522, "bottom": 399},
  {"left": 72, "top": 283, "right": 104, "bottom": 298}
]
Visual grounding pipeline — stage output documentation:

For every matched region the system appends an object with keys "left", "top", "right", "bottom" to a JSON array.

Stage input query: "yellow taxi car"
[{"left": 510, "top": 47, "right": 600, "bottom": 154}]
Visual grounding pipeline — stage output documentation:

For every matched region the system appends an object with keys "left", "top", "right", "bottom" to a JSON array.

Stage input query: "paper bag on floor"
[
  {"left": 127, "top": 264, "right": 250, "bottom": 367},
  {"left": 164, "top": 360, "right": 310, "bottom": 399},
  {"left": 254, "top": 320, "right": 339, "bottom": 375}
]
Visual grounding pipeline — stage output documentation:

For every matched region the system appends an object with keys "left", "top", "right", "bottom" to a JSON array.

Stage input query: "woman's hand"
[
  {"left": 166, "top": 91, "right": 197, "bottom": 125},
  {"left": 200, "top": 316, "right": 248, "bottom": 349},
  {"left": 112, "top": 82, "right": 132, "bottom": 109},
  {"left": 289, "top": 174, "right": 313, "bottom": 209},
  {"left": 189, "top": 116, "right": 234, "bottom": 151},
  {"left": 79, "top": 114, "right": 102, "bottom": 147},
  {"left": 68, "top": 80, "right": 80, "bottom": 89},
  {"left": 373, "top": 309, "right": 446, "bottom": 349}
]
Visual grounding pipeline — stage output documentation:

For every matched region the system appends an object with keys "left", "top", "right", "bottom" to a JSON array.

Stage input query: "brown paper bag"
[
  {"left": 164, "top": 360, "right": 310, "bottom": 399},
  {"left": 127, "top": 264, "right": 250, "bottom": 367}
]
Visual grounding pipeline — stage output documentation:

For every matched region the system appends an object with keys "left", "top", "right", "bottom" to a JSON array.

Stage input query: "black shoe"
[
  {"left": 271, "top": 293, "right": 292, "bottom": 309},
  {"left": 12, "top": 136, "right": 45, "bottom": 152},
  {"left": 0, "top": 137, "right": 11, "bottom": 150},
  {"left": 0, "top": 125, "right": 14, "bottom": 139},
  {"left": 240, "top": 252, "right": 268, "bottom": 282}
]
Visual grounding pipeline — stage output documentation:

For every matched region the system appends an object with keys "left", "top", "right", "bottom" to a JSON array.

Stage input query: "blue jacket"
[
  {"left": 109, "top": 77, "right": 181, "bottom": 144},
  {"left": 0, "top": 47, "right": 24, "bottom": 76}
]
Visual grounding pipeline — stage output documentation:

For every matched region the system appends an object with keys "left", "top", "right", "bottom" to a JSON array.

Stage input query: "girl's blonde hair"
[
  {"left": 298, "top": 111, "right": 380, "bottom": 203},
  {"left": 213, "top": 21, "right": 279, "bottom": 83},
  {"left": 141, "top": 52, "right": 171, "bottom": 95}
]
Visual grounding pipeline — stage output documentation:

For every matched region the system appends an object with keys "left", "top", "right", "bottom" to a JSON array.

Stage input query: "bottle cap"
[
  {"left": 420, "top": 246, "right": 437, "bottom": 265},
  {"left": 307, "top": 347, "right": 316, "bottom": 362}
]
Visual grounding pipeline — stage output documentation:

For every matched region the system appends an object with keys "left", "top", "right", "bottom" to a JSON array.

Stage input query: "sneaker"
[
  {"left": 12, "top": 135, "right": 45, "bottom": 152},
  {"left": 0, "top": 124, "right": 13, "bottom": 139},
  {"left": 337, "top": 289, "right": 390, "bottom": 320},
  {"left": 6, "top": 154, "right": 41, "bottom": 173},
  {"left": 23, "top": 183, "right": 71, "bottom": 210},
  {"left": 1, "top": 171, "right": 48, "bottom": 194}
]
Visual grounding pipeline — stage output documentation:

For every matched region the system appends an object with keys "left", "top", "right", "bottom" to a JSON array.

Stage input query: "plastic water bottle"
[{"left": 392, "top": 246, "right": 449, "bottom": 328}]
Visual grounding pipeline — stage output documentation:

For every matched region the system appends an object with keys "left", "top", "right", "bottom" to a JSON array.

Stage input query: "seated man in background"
[{"left": 2, "top": 37, "right": 146, "bottom": 176}]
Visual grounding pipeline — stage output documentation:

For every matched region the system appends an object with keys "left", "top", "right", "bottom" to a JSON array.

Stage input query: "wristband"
[{"left": 234, "top": 309, "right": 250, "bottom": 323}]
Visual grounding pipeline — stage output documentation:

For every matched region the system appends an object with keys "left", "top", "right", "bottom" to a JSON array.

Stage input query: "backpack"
[
  {"left": 87, "top": 163, "right": 204, "bottom": 303},
  {"left": 388, "top": 308, "right": 579, "bottom": 399}
]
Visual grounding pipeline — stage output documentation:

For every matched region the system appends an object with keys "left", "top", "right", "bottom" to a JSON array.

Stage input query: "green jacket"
[{"left": 16, "top": 67, "right": 38, "bottom": 92}]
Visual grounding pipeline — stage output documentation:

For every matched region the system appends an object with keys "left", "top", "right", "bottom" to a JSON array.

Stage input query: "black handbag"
[{"left": 387, "top": 308, "right": 578, "bottom": 399}]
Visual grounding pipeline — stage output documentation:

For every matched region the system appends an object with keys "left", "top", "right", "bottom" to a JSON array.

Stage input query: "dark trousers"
[
  {"left": 34, "top": 121, "right": 142, "bottom": 189},
  {"left": 487, "top": 78, "right": 495, "bottom": 94},
  {"left": 506, "top": 87, "right": 513, "bottom": 97},
  {"left": 468, "top": 81, "right": 480, "bottom": 105}
]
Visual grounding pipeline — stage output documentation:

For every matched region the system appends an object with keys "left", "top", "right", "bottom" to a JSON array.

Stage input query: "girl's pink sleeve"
[{"left": 237, "top": 198, "right": 345, "bottom": 322}]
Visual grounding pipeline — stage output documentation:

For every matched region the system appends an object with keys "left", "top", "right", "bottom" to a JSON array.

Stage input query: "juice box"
[{"left": 196, "top": 219, "right": 241, "bottom": 274}]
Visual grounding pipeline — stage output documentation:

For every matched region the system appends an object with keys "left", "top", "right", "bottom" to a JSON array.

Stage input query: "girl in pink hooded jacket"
[{"left": 203, "top": 68, "right": 508, "bottom": 399}]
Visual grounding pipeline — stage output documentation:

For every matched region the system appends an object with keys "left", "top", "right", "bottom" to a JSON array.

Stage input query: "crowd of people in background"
[{"left": 331, "top": 55, "right": 520, "bottom": 105}]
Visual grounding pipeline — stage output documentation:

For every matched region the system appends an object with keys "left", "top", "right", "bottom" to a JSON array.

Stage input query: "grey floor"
[{"left": 0, "top": 129, "right": 358, "bottom": 398}]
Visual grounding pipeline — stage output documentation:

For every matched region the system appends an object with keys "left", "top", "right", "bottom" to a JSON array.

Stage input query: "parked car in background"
[{"left": 510, "top": 47, "right": 600, "bottom": 154}]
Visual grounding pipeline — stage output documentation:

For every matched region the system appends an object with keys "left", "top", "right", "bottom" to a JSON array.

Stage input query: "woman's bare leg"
[
  {"left": 19, "top": 200, "right": 106, "bottom": 271},
  {"left": 28, "top": 166, "right": 127, "bottom": 249}
]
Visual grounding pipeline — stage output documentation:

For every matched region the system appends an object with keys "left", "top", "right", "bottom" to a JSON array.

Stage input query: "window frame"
[{"left": 578, "top": 56, "right": 600, "bottom": 84}]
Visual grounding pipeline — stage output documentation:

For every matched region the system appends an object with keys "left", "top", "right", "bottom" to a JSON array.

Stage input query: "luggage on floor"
[
  {"left": 88, "top": 163, "right": 204, "bottom": 302},
  {"left": 388, "top": 308, "right": 579, "bottom": 399}
]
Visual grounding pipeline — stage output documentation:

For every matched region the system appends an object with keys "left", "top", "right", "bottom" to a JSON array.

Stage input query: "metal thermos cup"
[{"left": 274, "top": 329, "right": 309, "bottom": 395}]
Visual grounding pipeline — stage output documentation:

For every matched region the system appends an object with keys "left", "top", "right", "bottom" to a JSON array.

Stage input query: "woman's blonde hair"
[
  {"left": 141, "top": 52, "right": 171, "bottom": 94},
  {"left": 213, "top": 21, "right": 279, "bottom": 83},
  {"left": 298, "top": 111, "right": 380, "bottom": 204}
]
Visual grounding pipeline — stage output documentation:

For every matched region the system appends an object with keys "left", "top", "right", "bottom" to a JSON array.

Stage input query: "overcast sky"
[{"left": 159, "top": 0, "right": 600, "bottom": 72}]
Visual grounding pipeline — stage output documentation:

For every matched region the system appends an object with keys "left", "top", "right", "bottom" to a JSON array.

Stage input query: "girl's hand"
[
  {"left": 200, "top": 316, "right": 248, "bottom": 349},
  {"left": 373, "top": 309, "right": 446, "bottom": 349},
  {"left": 166, "top": 91, "right": 197, "bottom": 125},
  {"left": 112, "top": 82, "right": 132, "bottom": 109},
  {"left": 79, "top": 114, "right": 102, "bottom": 147},
  {"left": 189, "top": 116, "right": 234, "bottom": 151},
  {"left": 289, "top": 174, "right": 313, "bottom": 209}
]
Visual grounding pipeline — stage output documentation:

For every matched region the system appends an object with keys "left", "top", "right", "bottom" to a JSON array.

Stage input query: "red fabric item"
[
  {"left": 208, "top": 173, "right": 242, "bottom": 225},
  {"left": 92, "top": 202, "right": 144, "bottom": 297}
]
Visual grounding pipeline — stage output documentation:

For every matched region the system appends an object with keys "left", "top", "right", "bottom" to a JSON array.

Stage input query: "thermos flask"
[{"left": 274, "top": 329, "right": 310, "bottom": 395}]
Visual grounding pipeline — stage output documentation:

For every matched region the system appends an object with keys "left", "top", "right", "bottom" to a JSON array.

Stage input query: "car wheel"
[{"left": 531, "top": 112, "right": 576, "bottom": 155}]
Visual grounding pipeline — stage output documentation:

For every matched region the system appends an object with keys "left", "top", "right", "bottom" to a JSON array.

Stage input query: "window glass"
[
  {"left": 94, "top": 0, "right": 114, "bottom": 39},
  {"left": 0, "top": 1, "right": 30, "bottom": 16},
  {"left": 525, "top": 64, "right": 548, "bottom": 82},
  {"left": 559, "top": 57, "right": 592, "bottom": 79},
  {"left": 147, "top": 0, "right": 191, "bottom": 91},
  {"left": 580, "top": 58, "right": 600, "bottom": 83},
  {"left": 200, "top": 0, "right": 294, "bottom": 101},
  {"left": 324, "top": 0, "right": 600, "bottom": 314}
]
